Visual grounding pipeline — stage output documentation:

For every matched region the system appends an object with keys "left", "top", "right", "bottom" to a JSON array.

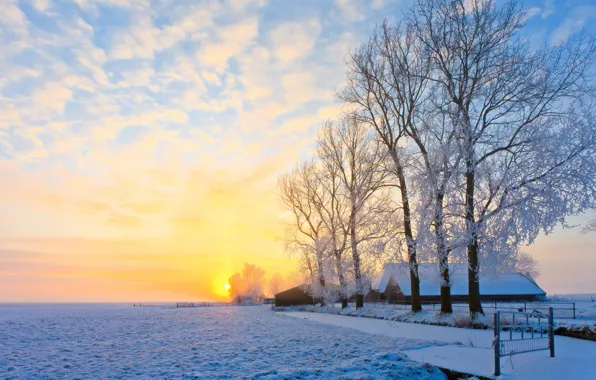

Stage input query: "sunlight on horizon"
[{"left": 1, "top": 0, "right": 595, "bottom": 302}]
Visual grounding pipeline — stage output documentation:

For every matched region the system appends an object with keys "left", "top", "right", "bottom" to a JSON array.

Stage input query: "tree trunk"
[
  {"left": 439, "top": 253, "right": 452, "bottom": 314},
  {"left": 317, "top": 250, "right": 326, "bottom": 306},
  {"left": 465, "top": 164, "right": 483, "bottom": 318},
  {"left": 435, "top": 193, "right": 453, "bottom": 313},
  {"left": 335, "top": 250, "right": 348, "bottom": 309},
  {"left": 391, "top": 150, "right": 422, "bottom": 312},
  {"left": 350, "top": 217, "right": 364, "bottom": 309}
]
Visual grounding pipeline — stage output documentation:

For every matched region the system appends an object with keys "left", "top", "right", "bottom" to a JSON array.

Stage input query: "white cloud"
[
  {"left": 0, "top": 105, "right": 23, "bottom": 130},
  {"left": 201, "top": 71, "right": 221, "bottom": 86},
  {"left": 31, "top": 82, "right": 73, "bottom": 116},
  {"left": 13, "top": 126, "right": 45, "bottom": 149},
  {"left": 334, "top": 0, "right": 365, "bottom": 22},
  {"left": 0, "top": 1, "right": 28, "bottom": 34},
  {"left": 119, "top": 64, "right": 155, "bottom": 87},
  {"left": 89, "top": 109, "right": 190, "bottom": 141},
  {"left": 280, "top": 114, "right": 319, "bottom": 133},
  {"left": 372, "top": 0, "right": 388, "bottom": 10},
  {"left": 269, "top": 18, "right": 321, "bottom": 64},
  {"left": 157, "top": 6, "right": 218, "bottom": 49},
  {"left": 107, "top": 18, "right": 159, "bottom": 60},
  {"left": 196, "top": 17, "right": 260, "bottom": 70},
  {"left": 525, "top": 7, "right": 542, "bottom": 21},
  {"left": 281, "top": 70, "right": 329, "bottom": 106},
  {"left": 31, "top": 0, "right": 52, "bottom": 12},
  {"left": 541, "top": 0, "right": 555, "bottom": 19},
  {"left": 551, "top": 6, "right": 596, "bottom": 45}
]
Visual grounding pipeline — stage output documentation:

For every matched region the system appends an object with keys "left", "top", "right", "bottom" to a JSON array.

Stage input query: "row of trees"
[
  {"left": 279, "top": 0, "right": 596, "bottom": 317},
  {"left": 227, "top": 264, "right": 300, "bottom": 302}
]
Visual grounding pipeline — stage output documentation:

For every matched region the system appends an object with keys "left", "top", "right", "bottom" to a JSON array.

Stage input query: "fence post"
[
  {"left": 573, "top": 302, "right": 576, "bottom": 319},
  {"left": 494, "top": 312, "right": 500, "bottom": 376},
  {"left": 548, "top": 307, "right": 555, "bottom": 358}
]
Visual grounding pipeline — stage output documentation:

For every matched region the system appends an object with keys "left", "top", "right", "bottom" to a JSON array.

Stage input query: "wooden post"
[
  {"left": 494, "top": 312, "right": 500, "bottom": 376},
  {"left": 572, "top": 302, "right": 576, "bottom": 319},
  {"left": 548, "top": 307, "right": 555, "bottom": 357}
]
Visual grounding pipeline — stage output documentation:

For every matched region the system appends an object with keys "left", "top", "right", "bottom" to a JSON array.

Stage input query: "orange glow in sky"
[{"left": 1, "top": 0, "right": 595, "bottom": 303}]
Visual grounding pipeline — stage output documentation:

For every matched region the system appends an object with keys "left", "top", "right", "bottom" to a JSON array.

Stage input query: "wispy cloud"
[
  {"left": 550, "top": 5, "right": 596, "bottom": 44},
  {"left": 1, "top": 0, "right": 589, "bottom": 301}
]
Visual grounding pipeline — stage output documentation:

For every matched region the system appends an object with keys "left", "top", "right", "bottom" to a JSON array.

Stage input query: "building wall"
[
  {"left": 385, "top": 277, "right": 404, "bottom": 302},
  {"left": 274, "top": 286, "right": 315, "bottom": 307},
  {"left": 402, "top": 294, "right": 544, "bottom": 302}
]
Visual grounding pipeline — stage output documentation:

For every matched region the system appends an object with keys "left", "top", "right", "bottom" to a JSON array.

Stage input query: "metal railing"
[
  {"left": 493, "top": 307, "right": 554, "bottom": 376},
  {"left": 353, "top": 299, "right": 576, "bottom": 319},
  {"left": 176, "top": 302, "right": 223, "bottom": 308}
]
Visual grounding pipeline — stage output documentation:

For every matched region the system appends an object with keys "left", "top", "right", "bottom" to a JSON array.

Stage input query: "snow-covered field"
[
  {"left": 281, "top": 311, "right": 596, "bottom": 379},
  {"left": 282, "top": 299, "right": 596, "bottom": 331},
  {"left": 0, "top": 304, "right": 445, "bottom": 379}
]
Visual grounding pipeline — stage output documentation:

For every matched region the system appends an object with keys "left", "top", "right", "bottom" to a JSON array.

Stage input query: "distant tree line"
[{"left": 279, "top": 0, "right": 596, "bottom": 317}]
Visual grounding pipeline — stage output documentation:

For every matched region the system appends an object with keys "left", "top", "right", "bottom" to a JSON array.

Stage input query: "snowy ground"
[
  {"left": 282, "top": 300, "right": 596, "bottom": 332},
  {"left": 280, "top": 311, "right": 596, "bottom": 379},
  {"left": 0, "top": 304, "right": 445, "bottom": 379}
]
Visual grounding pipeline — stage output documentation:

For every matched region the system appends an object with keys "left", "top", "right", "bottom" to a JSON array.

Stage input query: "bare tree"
[
  {"left": 407, "top": 0, "right": 596, "bottom": 317},
  {"left": 582, "top": 218, "right": 596, "bottom": 234},
  {"left": 496, "top": 249, "right": 540, "bottom": 279},
  {"left": 228, "top": 263, "right": 266, "bottom": 303},
  {"left": 312, "top": 133, "right": 352, "bottom": 308},
  {"left": 269, "top": 273, "right": 285, "bottom": 297},
  {"left": 317, "top": 116, "right": 394, "bottom": 308},
  {"left": 513, "top": 252, "right": 540, "bottom": 280},
  {"left": 341, "top": 26, "right": 426, "bottom": 312},
  {"left": 279, "top": 162, "right": 330, "bottom": 304}
]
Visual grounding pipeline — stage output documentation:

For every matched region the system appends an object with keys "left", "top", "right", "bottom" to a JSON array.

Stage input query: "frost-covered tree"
[
  {"left": 228, "top": 263, "right": 267, "bottom": 303},
  {"left": 269, "top": 273, "right": 285, "bottom": 297},
  {"left": 279, "top": 162, "right": 330, "bottom": 304},
  {"left": 342, "top": 20, "right": 473, "bottom": 313},
  {"left": 311, "top": 139, "right": 352, "bottom": 308},
  {"left": 317, "top": 116, "right": 393, "bottom": 308},
  {"left": 513, "top": 252, "right": 540, "bottom": 280},
  {"left": 341, "top": 30, "right": 427, "bottom": 312},
  {"left": 582, "top": 218, "right": 596, "bottom": 234},
  {"left": 406, "top": 0, "right": 596, "bottom": 317}
]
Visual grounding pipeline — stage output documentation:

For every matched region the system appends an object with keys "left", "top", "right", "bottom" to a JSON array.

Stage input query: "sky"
[{"left": 1, "top": 0, "right": 595, "bottom": 302}]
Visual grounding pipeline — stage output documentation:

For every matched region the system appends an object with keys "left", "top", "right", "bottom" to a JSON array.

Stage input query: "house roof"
[
  {"left": 372, "top": 263, "right": 546, "bottom": 297},
  {"left": 275, "top": 284, "right": 311, "bottom": 297}
]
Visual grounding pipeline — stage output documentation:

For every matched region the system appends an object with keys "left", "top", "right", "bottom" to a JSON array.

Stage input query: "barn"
[
  {"left": 274, "top": 285, "right": 315, "bottom": 307},
  {"left": 369, "top": 263, "right": 546, "bottom": 302}
]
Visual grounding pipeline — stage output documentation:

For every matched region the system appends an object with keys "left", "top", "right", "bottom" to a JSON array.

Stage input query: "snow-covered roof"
[{"left": 371, "top": 263, "right": 546, "bottom": 296}]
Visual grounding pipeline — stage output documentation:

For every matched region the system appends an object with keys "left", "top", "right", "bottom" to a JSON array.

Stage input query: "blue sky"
[{"left": 0, "top": 0, "right": 595, "bottom": 301}]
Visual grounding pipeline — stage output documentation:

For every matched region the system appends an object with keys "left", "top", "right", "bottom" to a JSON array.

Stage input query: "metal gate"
[{"left": 493, "top": 307, "right": 554, "bottom": 376}]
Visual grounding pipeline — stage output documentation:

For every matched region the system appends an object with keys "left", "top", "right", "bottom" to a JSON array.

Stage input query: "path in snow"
[
  {"left": 0, "top": 304, "right": 445, "bottom": 379},
  {"left": 279, "top": 311, "right": 596, "bottom": 379}
]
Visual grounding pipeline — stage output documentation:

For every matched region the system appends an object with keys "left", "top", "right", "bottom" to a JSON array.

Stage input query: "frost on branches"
[{"left": 278, "top": 0, "right": 596, "bottom": 318}]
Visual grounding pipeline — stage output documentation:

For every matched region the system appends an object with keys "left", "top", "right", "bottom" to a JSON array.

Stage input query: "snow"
[
  {"left": 0, "top": 304, "right": 445, "bottom": 379},
  {"left": 281, "top": 311, "right": 596, "bottom": 379},
  {"left": 302, "top": 301, "right": 596, "bottom": 328},
  {"left": 278, "top": 311, "right": 491, "bottom": 347},
  {"left": 373, "top": 263, "right": 546, "bottom": 296}
]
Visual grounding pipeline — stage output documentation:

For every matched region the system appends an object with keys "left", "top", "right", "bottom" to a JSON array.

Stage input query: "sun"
[{"left": 224, "top": 284, "right": 231, "bottom": 291}]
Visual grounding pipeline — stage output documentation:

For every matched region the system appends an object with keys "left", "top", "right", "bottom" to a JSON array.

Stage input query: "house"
[
  {"left": 369, "top": 263, "right": 546, "bottom": 302},
  {"left": 274, "top": 285, "right": 315, "bottom": 307}
]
